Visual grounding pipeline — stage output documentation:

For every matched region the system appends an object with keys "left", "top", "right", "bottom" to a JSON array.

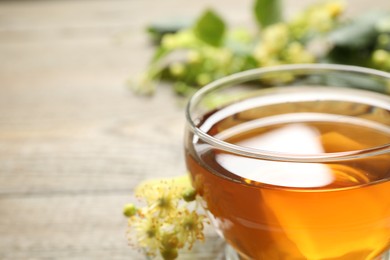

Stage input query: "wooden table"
[{"left": 0, "top": 0, "right": 388, "bottom": 259}]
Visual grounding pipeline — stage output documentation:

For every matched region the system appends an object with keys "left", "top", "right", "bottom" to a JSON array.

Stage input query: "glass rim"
[{"left": 185, "top": 64, "right": 390, "bottom": 163}]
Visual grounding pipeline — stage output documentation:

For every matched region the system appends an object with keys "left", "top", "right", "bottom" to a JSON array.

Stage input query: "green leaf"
[
  {"left": 328, "top": 11, "right": 390, "bottom": 50},
  {"left": 253, "top": 0, "right": 283, "bottom": 28},
  {"left": 194, "top": 9, "right": 226, "bottom": 47},
  {"left": 324, "top": 46, "right": 372, "bottom": 67}
]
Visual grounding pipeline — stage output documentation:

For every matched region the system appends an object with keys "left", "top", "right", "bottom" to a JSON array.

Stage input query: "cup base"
[
  {"left": 224, "top": 244, "right": 240, "bottom": 260},
  {"left": 380, "top": 251, "right": 390, "bottom": 260}
]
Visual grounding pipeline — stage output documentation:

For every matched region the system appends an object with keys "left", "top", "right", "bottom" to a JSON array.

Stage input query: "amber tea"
[{"left": 184, "top": 65, "right": 390, "bottom": 260}]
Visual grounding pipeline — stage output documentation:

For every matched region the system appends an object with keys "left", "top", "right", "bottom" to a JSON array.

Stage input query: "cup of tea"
[{"left": 184, "top": 64, "right": 390, "bottom": 259}]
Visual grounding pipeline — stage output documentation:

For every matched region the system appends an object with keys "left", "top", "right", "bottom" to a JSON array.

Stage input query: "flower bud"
[
  {"left": 373, "top": 49, "right": 390, "bottom": 66},
  {"left": 169, "top": 62, "right": 185, "bottom": 76},
  {"left": 182, "top": 188, "right": 197, "bottom": 202},
  {"left": 123, "top": 203, "right": 137, "bottom": 217},
  {"left": 160, "top": 248, "right": 178, "bottom": 260}
]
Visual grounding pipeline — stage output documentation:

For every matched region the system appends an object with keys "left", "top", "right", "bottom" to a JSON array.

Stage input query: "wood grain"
[{"left": 0, "top": 0, "right": 388, "bottom": 259}]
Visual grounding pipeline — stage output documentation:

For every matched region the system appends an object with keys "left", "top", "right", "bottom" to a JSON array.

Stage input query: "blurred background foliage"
[{"left": 131, "top": 0, "right": 390, "bottom": 96}]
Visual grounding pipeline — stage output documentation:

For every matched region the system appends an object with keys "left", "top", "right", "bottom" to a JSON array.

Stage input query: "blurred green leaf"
[
  {"left": 253, "top": 0, "right": 283, "bottom": 28},
  {"left": 328, "top": 10, "right": 390, "bottom": 50},
  {"left": 194, "top": 9, "right": 226, "bottom": 47},
  {"left": 324, "top": 47, "right": 372, "bottom": 67},
  {"left": 134, "top": 0, "right": 390, "bottom": 97}
]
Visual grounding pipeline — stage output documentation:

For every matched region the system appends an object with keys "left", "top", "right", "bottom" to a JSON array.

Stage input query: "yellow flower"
[
  {"left": 196, "top": 73, "right": 212, "bottom": 86},
  {"left": 372, "top": 49, "right": 390, "bottom": 66},
  {"left": 325, "top": 0, "right": 345, "bottom": 18},
  {"left": 187, "top": 50, "right": 201, "bottom": 63},
  {"left": 262, "top": 23, "right": 289, "bottom": 53},
  {"left": 290, "top": 0, "right": 345, "bottom": 37},
  {"left": 309, "top": 9, "right": 333, "bottom": 32},
  {"left": 285, "top": 42, "right": 315, "bottom": 64},
  {"left": 175, "top": 30, "right": 197, "bottom": 47},
  {"left": 169, "top": 62, "right": 185, "bottom": 77},
  {"left": 372, "top": 49, "right": 390, "bottom": 71},
  {"left": 128, "top": 215, "right": 161, "bottom": 256},
  {"left": 253, "top": 44, "right": 272, "bottom": 64},
  {"left": 135, "top": 176, "right": 191, "bottom": 216},
  {"left": 176, "top": 209, "right": 206, "bottom": 249},
  {"left": 140, "top": 184, "right": 179, "bottom": 217},
  {"left": 135, "top": 176, "right": 191, "bottom": 198},
  {"left": 125, "top": 175, "right": 207, "bottom": 259},
  {"left": 161, "top": 34, "right": 177, "bottom": 49}
]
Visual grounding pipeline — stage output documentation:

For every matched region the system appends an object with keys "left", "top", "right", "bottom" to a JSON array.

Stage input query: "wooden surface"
[{"left": 0, "top": 0, "right": 388, "bottom": 259}]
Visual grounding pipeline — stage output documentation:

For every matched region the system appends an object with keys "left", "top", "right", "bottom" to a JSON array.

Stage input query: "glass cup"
[{"left": 184, "top": 64, "right": 390, "bottom": 259}]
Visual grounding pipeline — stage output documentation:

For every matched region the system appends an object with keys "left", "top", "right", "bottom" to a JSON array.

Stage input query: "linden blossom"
[
  {"left": 124, "top": 176, "right": 207, "bottom": 259},
  {"left": 132, "top": 0, "right": 356, "bottom": 97}
]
